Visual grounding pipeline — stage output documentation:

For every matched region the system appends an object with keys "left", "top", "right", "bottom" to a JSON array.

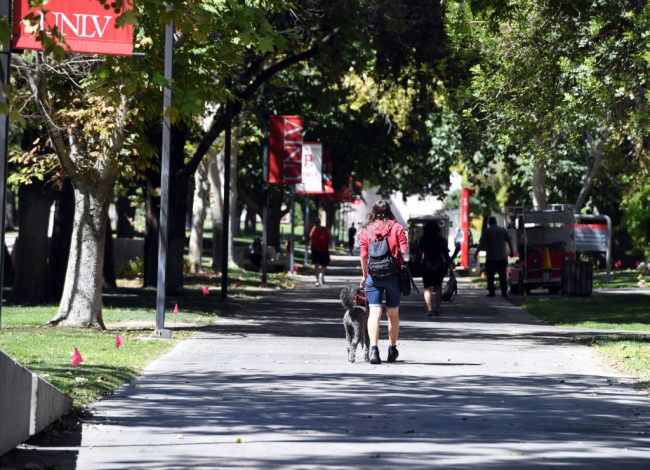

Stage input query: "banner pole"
[
  {"left": 0, "top": 0, "right": 12, "bottom": 330},
  {"left": 304, "top": 194, "right": 310, "bottom": 267},
  {"left": 289, "top": 185, "right": 295, "bottom": 272},
  {"left": 261, "top": 92, "right": 269, "bottom": 286}
]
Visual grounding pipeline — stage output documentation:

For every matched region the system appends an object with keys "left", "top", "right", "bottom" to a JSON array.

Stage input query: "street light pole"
[{"left": 154, "top": 8, "right": 173, "bottom": 338}]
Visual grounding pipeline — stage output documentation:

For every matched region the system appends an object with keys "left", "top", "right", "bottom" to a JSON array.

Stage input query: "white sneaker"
[
  {"left": 319, "top": 274, "right": 325, "bottom": 285},
  {"left": 314, "top": 280, "right": 321, "bottom": 287}
]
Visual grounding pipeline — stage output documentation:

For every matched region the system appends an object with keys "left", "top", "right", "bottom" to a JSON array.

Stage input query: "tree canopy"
[{"left": 4, "top": 0, "right": 650, "bottom": 314}]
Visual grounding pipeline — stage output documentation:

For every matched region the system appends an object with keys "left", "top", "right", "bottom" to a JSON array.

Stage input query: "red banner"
[
  {"left": 13, "top": 0, "right": 134, "bottom": 56},
  {"left": 269, "top": 116, "right": 303, "bottom": 184}
]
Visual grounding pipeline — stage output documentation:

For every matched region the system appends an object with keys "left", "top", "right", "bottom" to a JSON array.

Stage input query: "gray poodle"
[{"left": 340, "top": 285, "right": 370, "bottom": 363}]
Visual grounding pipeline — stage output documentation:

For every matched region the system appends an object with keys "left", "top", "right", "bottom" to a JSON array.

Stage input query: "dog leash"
[{"left": 354, "top": 289, "right": 370, "bottom": 318}]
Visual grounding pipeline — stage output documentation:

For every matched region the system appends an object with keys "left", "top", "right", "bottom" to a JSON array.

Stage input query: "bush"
[{"left": 116, "top": 256, "right": 144, "bottom": 278}]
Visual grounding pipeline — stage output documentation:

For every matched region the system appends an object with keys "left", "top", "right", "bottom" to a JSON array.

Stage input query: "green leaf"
[{"left": 258, "top": 36, "right": 275, "bottom": 53}]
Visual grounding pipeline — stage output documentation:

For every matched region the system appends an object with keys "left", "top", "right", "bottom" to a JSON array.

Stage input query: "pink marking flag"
[
  {"left": 173, "top": 304, "right": 179, "bottom": 315},
  {"left": 203, "top": 286, "right": 209, "bottom": 295},
  {"left": 71, "top": 347, "right": 84, "bottom": 367},
  {"left": 115, "top": 334, "right": 124, "bottom": 349}
]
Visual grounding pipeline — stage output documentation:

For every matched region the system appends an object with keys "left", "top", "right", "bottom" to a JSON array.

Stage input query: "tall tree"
[
  {"left": 445, "top": 0, "right": 650, "bottom": 210},
  {"left": 10, "top": 0, "right": 291, "bottom": 327}
]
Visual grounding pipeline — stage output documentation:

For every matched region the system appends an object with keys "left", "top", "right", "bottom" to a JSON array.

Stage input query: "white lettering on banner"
[
  {"left": 302, "top": 143, "right": 322, "bottom": 192},
  {"left": 282, "top": 118, "right": 303, "bottom": 181},
  {"left": 461, "top": 194, "right": 469, "bottom": 224},
  {"left": 29, "top": 12, "right": 113, "bottom": 39}
]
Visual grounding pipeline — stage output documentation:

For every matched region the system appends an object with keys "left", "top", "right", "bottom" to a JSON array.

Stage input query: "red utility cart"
[{"left": 505, "top": 205, "right": 575, "bottom": 295}]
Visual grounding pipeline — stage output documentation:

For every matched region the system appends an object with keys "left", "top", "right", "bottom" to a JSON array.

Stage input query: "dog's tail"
[{"left": 339, "top": 285, "right": 357, "bottom": 311}]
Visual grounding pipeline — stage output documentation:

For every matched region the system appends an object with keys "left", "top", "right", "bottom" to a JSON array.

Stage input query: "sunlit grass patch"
[
  {"left": 582, "top": 336, "right": 650, "bottom": 390},
  {"left": 0, "top": 325, "right": 191, "bottom": 408},
  {"left": 594, "top": 269, "right": 647, "bottom": 289},
  {"left": 521, "top": 295, "right": 650, "bottom": 331}
]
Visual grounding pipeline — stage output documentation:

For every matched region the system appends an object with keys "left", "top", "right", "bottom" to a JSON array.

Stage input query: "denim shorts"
[{"left": 366, "top": 274, "right": 402, "bottom": 308}]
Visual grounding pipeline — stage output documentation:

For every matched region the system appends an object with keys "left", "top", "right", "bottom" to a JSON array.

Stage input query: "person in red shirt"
[
  {"left": 310, "top": 219, "right": 331, "bottom": 286},
  {"left": 359, "top": 200, "right": 408, "bottom": 364}
]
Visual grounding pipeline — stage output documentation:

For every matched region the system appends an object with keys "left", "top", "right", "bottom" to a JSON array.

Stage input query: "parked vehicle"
[
  {"left": 505, "top": 205, "right": 575, "bottom": 295},
  {"left": 406, "top": 215, "right": 450, "bottom": 256}
]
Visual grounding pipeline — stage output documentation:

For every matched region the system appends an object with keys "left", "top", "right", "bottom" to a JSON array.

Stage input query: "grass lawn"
[
  {"left": 594, "top": 269, "right": 646, "bottom": 288},
  {"left": 0, "top": 268, "right": 296, "bottom": 409},
  {"left": 520, "top": 295, "right": 650, "bottom": 331},
  {"left": 0, "top": 320, "right": 193, "bottom": 410},
  {"left": 471, "top": 267, "right": 647, "bottom": 292},
  {"left": 519, "top": 294, "right": 650, "bottom": 390}
]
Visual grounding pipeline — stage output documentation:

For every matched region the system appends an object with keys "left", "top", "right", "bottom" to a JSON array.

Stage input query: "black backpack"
[{"left": 366, "top": 223, "right": 398, "bottom": 279}]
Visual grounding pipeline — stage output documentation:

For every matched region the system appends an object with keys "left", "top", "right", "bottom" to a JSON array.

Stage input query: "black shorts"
[{"left": 311, "top": 250, "right": 331, "bottom": 266}]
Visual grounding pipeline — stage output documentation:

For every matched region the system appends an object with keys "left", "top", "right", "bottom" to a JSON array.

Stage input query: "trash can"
[
  {"left": 468, "top": 248, "right": 479, "bottom": 276},
  {"left": 561, "top": 260, "right": 593, "bottom": 296}
]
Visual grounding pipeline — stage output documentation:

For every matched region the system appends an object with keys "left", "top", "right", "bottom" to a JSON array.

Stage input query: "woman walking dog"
[{"left": 358, "top": 200, "right": 408, "bottom": 364}]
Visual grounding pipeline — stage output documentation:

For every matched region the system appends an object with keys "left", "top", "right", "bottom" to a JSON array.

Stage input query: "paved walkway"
[{"left": 13, "top": 256, "right": 650, "bottom": 468}]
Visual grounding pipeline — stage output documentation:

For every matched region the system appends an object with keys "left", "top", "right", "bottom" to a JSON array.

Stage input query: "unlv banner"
[
  {"left": 269, "top": 115, "right": 303, "bottom": 184},
  {"left": 295, "top": 142, "right": 322, "bottom": 193},
  {"left": 13, "top": 0, "right": 134, "bottom": 56}
]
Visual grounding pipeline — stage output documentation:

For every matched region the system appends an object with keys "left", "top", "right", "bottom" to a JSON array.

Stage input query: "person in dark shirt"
[
  {"left": 348, "top": 224, "right": 357, "bottom": 255},
  {"left": 418, "top": 221, "right": 453, "bottom": 316},
  {"left": 474, "top": 216, "right": 514, "bottom": 297}
]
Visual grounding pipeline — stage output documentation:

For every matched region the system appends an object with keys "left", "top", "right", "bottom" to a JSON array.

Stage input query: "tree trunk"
[
  {"left": 207, "top": 148, "right": 224, "bottom": 270},
  {"left": 49, "top": 176, "right": 115, "bottom": 328},
  {"left": 227, "top": 132, "right": 240, "bottom": 267},
  {"left": 47, "top": 178, "right": 74, "bottom": 302},
  {"left": 239, "top": 182, "right": 290, "bottom": 252},
  {"left": 143, "top": 167, "right": 160, "bottom": 287},
  {"left": 244, "top": 207, "right": 257, "bottom": 234},
  {"left": 9, "top": 182, "right": 54, "bottom": 305},
  {"left": 115, "top": 192, "right": 136, "bottom": 238},
  {"left": 574, "top": 129, "right": 611, "bottom": 213},
  {"left": 532, "top": 160, "right": 546, "bottom": 208},
  {"left": 266, "top": 185, "right": 287, "bottom": 251},
  {"left": 103, "top": 214, "right": 117, "bottom": 289},
  {"left": 5, "top": 188, "right": 18, "bottom": 230},
  {"left": 166, "top": 124, "right": 191, "bottom": 295},
  {"left": 189, "top": 160, "right": 209, "bottom": 273}
]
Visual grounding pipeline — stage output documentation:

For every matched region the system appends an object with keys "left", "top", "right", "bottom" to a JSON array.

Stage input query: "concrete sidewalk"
[{"left": 11, "top": 256, "right": 650, "bottom": 468}]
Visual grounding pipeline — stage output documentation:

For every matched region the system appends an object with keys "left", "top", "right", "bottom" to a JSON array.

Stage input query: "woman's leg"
[
  {"left": 386, "top": 307, "right": 399, "bottom": 346},
  {"left": 434, "top": 285, "right": 442, "bottom": 312},
  {"left": 368, "top": 306, "right": 382, "bottom": 346},
  {"left": 424, "top": 287, "right": 433, "bottom": 311}
]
